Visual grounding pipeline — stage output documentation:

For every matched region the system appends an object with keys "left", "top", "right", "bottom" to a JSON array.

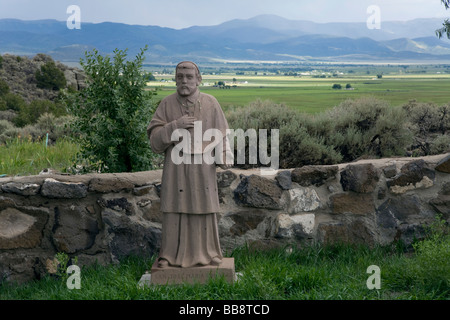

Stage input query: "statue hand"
[{"left": 175, "top": 115, "right": 196, "bottom": 129}]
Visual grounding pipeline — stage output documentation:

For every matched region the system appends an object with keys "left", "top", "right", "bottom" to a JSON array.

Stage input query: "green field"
[{"left": 147, "top": 74, "right": 450, "bottom": 113}]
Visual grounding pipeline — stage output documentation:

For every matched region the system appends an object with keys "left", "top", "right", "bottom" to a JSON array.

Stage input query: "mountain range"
[{"left": 1, "top": 14, "right": 450, "bottom": 64}]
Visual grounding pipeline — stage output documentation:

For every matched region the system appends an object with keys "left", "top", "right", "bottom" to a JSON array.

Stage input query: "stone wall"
[{"left": 1, "top": 153, "right": 449, "bottom": 284}]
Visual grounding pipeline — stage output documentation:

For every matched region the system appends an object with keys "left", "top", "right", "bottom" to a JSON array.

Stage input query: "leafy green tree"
[
  {"left": 64, "top": 46, "right": 159, "bottom": 173},
  {"left": 436, "top": 0, "right": 450, "bottom": 38},
  {"left": 35, "top": 61, "right": 67, "bottom": 90},
  {"left": 332, "top": 84, "right": 342, "bottom": 89}
]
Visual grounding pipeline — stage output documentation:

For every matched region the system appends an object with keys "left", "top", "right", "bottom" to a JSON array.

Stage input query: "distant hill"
[{"left": 1, "top": 15, "right": 450, "bottom": 63}]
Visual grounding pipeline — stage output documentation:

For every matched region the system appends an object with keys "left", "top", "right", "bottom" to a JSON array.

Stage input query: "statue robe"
[{"left": 147, "top": 89, "right": 231, "bottom": 267}]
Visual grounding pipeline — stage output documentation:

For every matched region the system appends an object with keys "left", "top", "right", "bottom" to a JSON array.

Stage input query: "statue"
[{"left": 147, "top": 61, "right": 232, "bottom": 268}]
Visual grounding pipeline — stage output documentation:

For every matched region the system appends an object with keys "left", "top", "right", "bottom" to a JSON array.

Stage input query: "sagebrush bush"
[
  {"left": 430, "top": 134, "right": 450, "bottom": 154},
  {"left": 0, "top": 120, "right": 20, "bottom": 144},
  {"left": 401, "top": 100, "right": 450, "bottom": 156},
  {"left": 0, "top": 110, "right": 17, "bottom": 122},
  {"left": 0, "top": 114, "right": 73, "bottom": 145},
  {"left": 226, "top": 100, "right": 342, "bottom": 168},
  {"left": 403, "top": 101, "right": 444, "bottom": 135},
  {"left": 225, "top": 97, "right": 413, "bottom": 169},
  {"left": 325, "top": 97, "right": 412, "bottom": 161}
]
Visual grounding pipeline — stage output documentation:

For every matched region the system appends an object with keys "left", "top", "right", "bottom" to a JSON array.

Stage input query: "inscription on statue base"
[{"left": 149, "top": 257, "right": 235, "bottom": 285}]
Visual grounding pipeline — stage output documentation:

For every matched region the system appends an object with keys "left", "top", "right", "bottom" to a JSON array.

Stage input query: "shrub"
[
  {"left": 64, "top": 46, "right": 159, "bottom": 173},
  {"left": 18, "top": 113, "right": 72, "bottom": 143},
  {"left": 0, "top": 110, "right": 17, "bottom": 122},
  {"left": 225, "top": 97, "right": 413, "bottom": 168},
  {"left": 0, "top": 120, "right": 20, "bottom": 144},
  {"left": 430, "top": 134, "right": 450, "bottom": 154},
  {"left": 0, "top": 78, "right": 9, "bottom": 96},
  {"left": 226, "top": 100, "right": 342, "bottom": 169},
  {"left": 332, "top": 84, "right": 342, "bottom": 89},
  {"left": 402, "top": 101, "right": 450, "bottom": 155},
  {"left": 14, "top": 99, "right": 67, "bottom": 127},
  {"left": 35, "top": 60, "right": 67, "bottom": 90},
  {"left": 0, "top": 99, "right": 6, "bottom": 111},
  {"left": 1, "top": 93, "right": 26, "bottom": 112},
  {"left": 334, "top": 97, "right": 411, "bottom": 159},
  {"left": 437, "top": 104, "right": 450, "bottom": 134},
  {"left": 403, "top": 101, "right": 441, "bottom": 135}
]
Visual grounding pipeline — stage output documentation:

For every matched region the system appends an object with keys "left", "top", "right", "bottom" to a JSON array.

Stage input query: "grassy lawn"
[
  {"left": 1, "top": 234, "right": 448, "bottom": 300},
  {"left": 0, "top": 138, "right": 79, "bottom": 176},
  {"left": 148, "top": 75, "right": 450, "bottom": 113}
]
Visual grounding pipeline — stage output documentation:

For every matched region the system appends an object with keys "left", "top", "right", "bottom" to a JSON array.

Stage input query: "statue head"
[{"left": 175, "top": 61, "right": 202, "bottom": 97}]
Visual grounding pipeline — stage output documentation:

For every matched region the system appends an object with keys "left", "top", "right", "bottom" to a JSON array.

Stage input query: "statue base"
[{"left": 139, "top": 258, "right": 236, "bottom": 286}]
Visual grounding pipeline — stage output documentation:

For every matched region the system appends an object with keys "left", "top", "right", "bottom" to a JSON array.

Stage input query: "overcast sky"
[{"left": 0, "top": 0, "right": 448, "bottom": 29}]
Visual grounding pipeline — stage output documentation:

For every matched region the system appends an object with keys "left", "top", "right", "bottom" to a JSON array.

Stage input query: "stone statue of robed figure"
[{"left": 147, "top": 61, "right": 232, "bottom": 268}]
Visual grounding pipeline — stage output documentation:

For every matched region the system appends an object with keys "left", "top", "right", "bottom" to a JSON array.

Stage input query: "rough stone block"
[
  {"left": 141, "top": 199, "right": 162, "bottom": 223},
  {"left": 429, "top": 195, "right": 450, "bottom": 217},
  {"left": 217, "top": 170, "right": 237, "bottom": 188},
  {"left": 340, "top": 163, "right": 379, "bottom": 193},
  {"left": 0, "top": 252, "right": 44, "bottom": 284},
  {"left": 291, "top": 165, "right": 338, "bottom": 187},
  {"left": 52, "top": 205, "right": 99, "bottom": 253},
  {"left": 276, "top": 213, "right": 315, "bottom": 239},
  {"left": 101, "top": 209, "right": 161, "bottom": 263},
  {"left": 275, "top": 170, "right": 292, "bottom": 190},
  {"left": 287, "top": 188, "right": 321, "bottom": 213},
  {"left": 133, "top": 185, "right": 154, "bottom": 196},
  {"left": 41, "top": 178, "right": 87, "bottom": 199},
  {"left": 330, "top": 193, "right": 374, "bottom": 215},
  {"left": 226, "top": 210, "right": 266, "bottom": 236},
  {"left": 318, "top": 220, "right": 375, "bottom": 246},
  {"left": 89, "top": 176, "right": 134, "bottom": 193},
  {"left": 376, "top": 195, "right": 434, "bottom": 226},
  {"left": 1, "top": 182, "right": 41, "bottom": 196},
  {"left": 383, "top": 164, "right": 397, "bottom": 178},
  {"left": 98, "top": 196, "right": 134, "bottom": 215},
  {"left": 387, "top": 160, "right": 435, "bottom": 193},
  {"left": 233, "top": 175, "right": 283, "bottom": 209},
  {"left": 0, "top": 207, "right": 48, "bottom": 249},
  {"left": 435, "top": 154, "right": 450, "bottom": 173}
]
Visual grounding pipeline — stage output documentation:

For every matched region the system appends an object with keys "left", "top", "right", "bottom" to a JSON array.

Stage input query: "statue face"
[{"left": 176, "top": 65, "right": 201, "bottom": 97}]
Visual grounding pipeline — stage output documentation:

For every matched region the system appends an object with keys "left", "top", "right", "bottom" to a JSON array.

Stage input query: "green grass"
[
  {"left": 149, "top": 75, "right": 450, "bottom": 113},
  {"left": 0, "top": 138, "right": 79, "bottom": 176},
  {"left": 1, "top": 239, "right": 448, "bottom": 300}
]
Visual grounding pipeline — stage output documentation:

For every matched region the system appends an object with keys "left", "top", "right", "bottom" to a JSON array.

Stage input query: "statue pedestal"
[{"left": 139, "top": 258, "right": 236, "bottom": 286}]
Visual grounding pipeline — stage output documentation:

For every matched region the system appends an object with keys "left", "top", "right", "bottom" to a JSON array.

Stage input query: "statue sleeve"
[{"left": 147, "top": 102, "right": 178, "bottom": 154}]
